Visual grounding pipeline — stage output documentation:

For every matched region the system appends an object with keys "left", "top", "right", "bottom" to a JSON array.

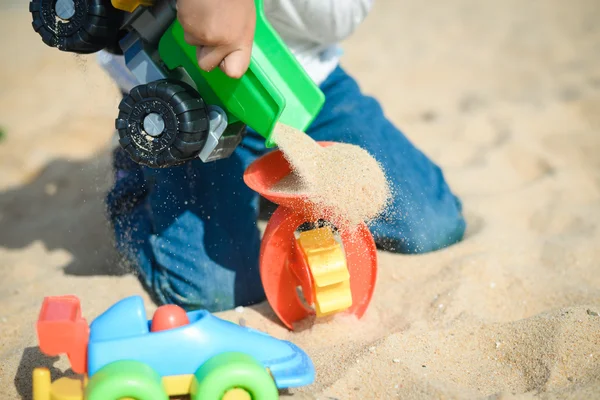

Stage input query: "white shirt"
[
  {"left": 98, "top": 0, "right": 373, "bottom": 90},
  {"left": 263, "top": 0, "right": 373, "bottom": 84}
]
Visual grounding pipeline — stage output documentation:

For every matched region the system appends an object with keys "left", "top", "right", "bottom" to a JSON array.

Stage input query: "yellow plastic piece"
[
  {"left": 111, "top": 0, "right": 155, "bottom": 12},
  {"left": 162, "top": 374, "right": 194, "bottom": 396},
  {"left": 33, "top": 369, "right": 197, "bottom": 400},
  {"left": 297, "top": 227, "right": 352, "bottom": 316},
  {"left": 223, "top": 388, "right": 252, "bottom": 400},
  {"left": 33, "top": 368, "right": 85, "bottom": 400},
  {"left": 50, "top": 378, "right": 85, "bottom": 400},
  {"left": 33, "top": 368, "right": 52, "bottom": 400}
]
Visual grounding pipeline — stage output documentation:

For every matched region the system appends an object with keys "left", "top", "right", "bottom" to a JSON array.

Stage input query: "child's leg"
[
  {"left": 106, "top": 65, "right": 464, "bottom": 312},
  {"left": 309, "top": 67, "right": 466, "bottom": 253},
  {"left": 106, "top": 145, "right": 265, "bottom": 312}
]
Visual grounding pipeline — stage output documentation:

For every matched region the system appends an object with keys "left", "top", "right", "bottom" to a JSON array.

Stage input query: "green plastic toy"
[{"left": 30, "top": 0, "right": 325, "bottom": 167}]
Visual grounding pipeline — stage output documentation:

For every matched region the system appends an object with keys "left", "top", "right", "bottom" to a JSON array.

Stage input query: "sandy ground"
[{"left": 1, "top": 0, "right": 600, "bottom": 399}]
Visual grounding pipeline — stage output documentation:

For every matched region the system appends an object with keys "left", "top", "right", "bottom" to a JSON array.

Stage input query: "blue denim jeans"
[{"left": 106, "top": 66, "right": 466, "bottom": 312}]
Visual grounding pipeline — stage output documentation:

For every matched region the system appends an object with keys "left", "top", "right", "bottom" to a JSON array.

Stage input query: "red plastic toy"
[
  {"left": 244, "top": 142, "right": 378, "bottom": 330},
  {"left": 151, "top": 304, "right": 190, "bottom": 332},
  {"left": 37, "top": 295, "right": 90, "bottom": 374}
]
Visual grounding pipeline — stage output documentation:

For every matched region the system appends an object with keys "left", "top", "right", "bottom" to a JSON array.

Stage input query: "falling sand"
[{"left": 271, "top": 123, "right": 391, "bottom": 228}]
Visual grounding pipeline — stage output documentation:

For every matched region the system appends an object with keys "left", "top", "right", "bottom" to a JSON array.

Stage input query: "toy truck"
[
  {"left": 32, "top": 295, "right": 314, "bottom": 399},
  {"left": 29, "top": 0, "right": 325, "bottom": 167}
]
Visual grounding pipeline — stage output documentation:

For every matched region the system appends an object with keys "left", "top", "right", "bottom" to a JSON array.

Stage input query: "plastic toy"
[
  {"left": 32, "top": 295, "right": 315, "bottom": 400},
  {"left": 243, "top": 142, "right": 378, "bottom": 330},
  {"left": 29, "top": 0, "right": 325, "bottom": 167}
]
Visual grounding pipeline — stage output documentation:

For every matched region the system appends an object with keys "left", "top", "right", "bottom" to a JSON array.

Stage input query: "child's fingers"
[
  {"left": 196, "top": 45, "right": 251, "bottom": 79},
  {"left": 220, "top": 47, "right": 251, "bottom": 79},
  {"left": 196, "top": 45, "right": 229, "bottom": 72},
  {"left": 183, "top": 31, "right": 202, "bottom": 47}
]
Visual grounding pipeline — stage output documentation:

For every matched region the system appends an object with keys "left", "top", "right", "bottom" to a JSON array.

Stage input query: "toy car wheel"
[
  {"left": 29, "top": 0, "right": 122, "bottom": 54},
  {"left": 85, "top": 360, "right": 168, "bottom": 400},
  {"left": 116, "top": 80, "right": 210, "bottom": 168},
  {"left": 190, "top": 352, "right": 279, "bottom": 400}
]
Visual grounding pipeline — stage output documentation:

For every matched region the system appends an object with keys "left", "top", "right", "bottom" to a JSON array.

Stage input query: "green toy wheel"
[
  {"left": 85, "top": 360, "right": 168, "bottom": 400},
  {"left": 190, "top": 352, "right": 278, "bottom": 400}
]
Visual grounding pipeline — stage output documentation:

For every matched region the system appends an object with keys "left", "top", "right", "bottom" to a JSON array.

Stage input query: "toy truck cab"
[
  {"left": 33, "top": 295, "right": 315, "bottom": 400},
  {"left": 29, "top": 0, "right": 325, "bottom": 168}
]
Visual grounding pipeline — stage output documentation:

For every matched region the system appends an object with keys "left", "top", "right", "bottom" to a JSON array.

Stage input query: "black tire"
[
  {"left": 30, "top": 0, "right": 122, "bottom": 54},
  {"left": 116, "top": 80, "right": 210, "bottom": 168}
]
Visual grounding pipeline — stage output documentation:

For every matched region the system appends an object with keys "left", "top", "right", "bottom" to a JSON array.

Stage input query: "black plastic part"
[
  {"left": 104, "top": 29, "right": 128, "bottom": 55},
  {"left": 29, "top": 0, "right": 122, "bottom": 54},
  {"left": 201, "top": 122, "right": 247, "bottom": 163},
  {"left": 116, "top": 80, "right": 210, "bottom": 168},
  {"left": 297, "top": 220, "right": 338, "bottom": 233}
]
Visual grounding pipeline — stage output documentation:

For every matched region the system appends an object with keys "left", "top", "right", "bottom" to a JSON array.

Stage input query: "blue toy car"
[{"left": 33, "top": 295, "right": 315, "bottom": 400}]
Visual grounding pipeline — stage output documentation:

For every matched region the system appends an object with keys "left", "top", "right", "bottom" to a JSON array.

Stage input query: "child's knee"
[
  {"left": 150, "top": 272, "right": 233, "bottom": 312},
  {"left": 416, "top": 209, "right": 466, "bottom": 253},
  {"left": 372, "top": 194, "right": 466, "bottom": 254},
  {"left": 150, "top": 266, "right": 265, "bottom": 313}
]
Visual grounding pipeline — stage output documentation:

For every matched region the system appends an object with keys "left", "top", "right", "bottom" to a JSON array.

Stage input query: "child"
[{"left": 105, "top": 0, "right": 466, "bottom": 312}]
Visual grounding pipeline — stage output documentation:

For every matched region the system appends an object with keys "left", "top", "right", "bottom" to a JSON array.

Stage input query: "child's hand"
[{"left": 177, "top": 0, "right": 256, "bottom": 79}]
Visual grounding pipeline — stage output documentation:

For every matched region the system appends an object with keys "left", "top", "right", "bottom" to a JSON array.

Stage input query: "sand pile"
[
  {"left": 2, "top": 1, "right": 600, "bottom": 399},
  {"left": 271, "top": 123, "right": 391, "bottom": 228}
]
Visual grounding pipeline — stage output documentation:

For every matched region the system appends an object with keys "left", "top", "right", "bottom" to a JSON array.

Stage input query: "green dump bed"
[{"left": 158, "top": 0, "right": 325, "bottom": 147}]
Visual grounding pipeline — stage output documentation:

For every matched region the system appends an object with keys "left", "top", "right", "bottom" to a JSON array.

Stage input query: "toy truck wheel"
[
  {"left": 116, "top": 80, "right": 210, "bottom": 168},
  {"left": 190, "top": 352, "right": 278, "bottom": 400},
  {"left": 85, "top": 360, "right": 168, "bottom": 400},
  {"left": 29, "top": 0, "right": 121, "bottom": 54}
]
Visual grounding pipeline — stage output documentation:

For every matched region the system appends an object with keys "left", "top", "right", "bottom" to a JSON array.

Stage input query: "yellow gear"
[{"left": 296, "top": 227, "right": 353, "bottom": 316}]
